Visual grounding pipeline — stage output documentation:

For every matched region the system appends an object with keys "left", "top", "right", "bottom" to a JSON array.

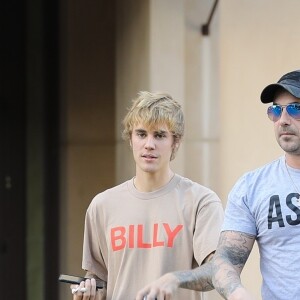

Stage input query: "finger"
[
  {"left": 136, "top": 288, "right": 150, "bottom": 300},
  {"left": 146, "top": 291, "right": 160, "bottom": 300},
  {"left": 71, "top": 284, "right": 79, "bottom": 293},
  {"left": 83, "top": 278, "right": 98, "bottom": 299},
  {"left": 89, "top": 278, "right": 97, "bottom": 299},
  {"left": 82, "top": 279, "right": 92, "bottom": 299},
  {"left": 141, "top": 287, "right": 160, "bottom": 300},
  {"left": 71, "top": 281, "right": 86, "bottom": 299},
  {"left": 71, "top": 284, "right": 80, "bottom": 299}
]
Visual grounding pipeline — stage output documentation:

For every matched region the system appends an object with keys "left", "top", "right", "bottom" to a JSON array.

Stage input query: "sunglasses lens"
[
  {"left": 286, "top": 104, "right": 300, "bottom": 120},
  {"left": 267, "top": 105, "right": 281, "bottom": 121}
]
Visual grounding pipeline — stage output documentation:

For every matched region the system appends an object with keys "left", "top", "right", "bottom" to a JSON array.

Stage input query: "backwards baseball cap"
[{"left": 260, "top": 70, "right": 300, "bottom": 103}]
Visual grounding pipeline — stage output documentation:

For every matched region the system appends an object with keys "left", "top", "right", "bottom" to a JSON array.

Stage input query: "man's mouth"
[
  {"left": 279, "top": 129, "right": 295, "bottom": 136},
  {"left": 142, "top": 154, "right": 157, "bottom": 159}
]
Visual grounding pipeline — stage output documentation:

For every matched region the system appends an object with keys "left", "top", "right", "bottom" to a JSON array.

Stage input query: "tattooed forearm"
[
  {"left": 174, "top": 262, "right": 214, "bottom": 292},
  {"left": 212, "top": 231, "right": 256, "bottom": 298},
  {"left": 213, "top": 269, "right": 243, "bottom": 298},
  {"left": 163, "top": 231, "right": 255, "bottom": 297},
  {"left": 217, "top": 231, "right": 255, "bottom": 269}
]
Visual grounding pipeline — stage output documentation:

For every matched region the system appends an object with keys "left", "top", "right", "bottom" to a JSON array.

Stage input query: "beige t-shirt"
[{"left": 82, "top": 174, "right": 224, "bottom": 300}]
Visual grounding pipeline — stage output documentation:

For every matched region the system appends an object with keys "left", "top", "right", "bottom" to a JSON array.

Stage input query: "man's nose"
[
  {"left": 145, "top": 136, "right": 155, "bottom": 149},
  {"left": 279, "top": 107, "right": 291, "bottom": 125}
]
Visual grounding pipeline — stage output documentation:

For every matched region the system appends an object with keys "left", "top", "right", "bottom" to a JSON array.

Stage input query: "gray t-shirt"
[{"left": 222, "top": 156, "right": 300, "bottom": 300}]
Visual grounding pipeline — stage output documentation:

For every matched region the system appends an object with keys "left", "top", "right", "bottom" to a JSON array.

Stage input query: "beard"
[{"left": 277, "top": 135, "right": 300, "bottom": 155}]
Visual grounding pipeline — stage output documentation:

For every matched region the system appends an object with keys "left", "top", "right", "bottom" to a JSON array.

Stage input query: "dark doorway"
[
  {"left": 0, "top": 1, "right": 27, "bottom": 299},
  {"left": 0, "top": 89, "right": 27, "bottom": 300},
  {"left": 1, "top": 0, "right": 60, "bottom": 299}
]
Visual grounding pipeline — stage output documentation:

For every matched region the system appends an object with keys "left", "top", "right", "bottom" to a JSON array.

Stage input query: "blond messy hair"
[{"left": 122, "top": 91, "right": 184, "bottom": 160}]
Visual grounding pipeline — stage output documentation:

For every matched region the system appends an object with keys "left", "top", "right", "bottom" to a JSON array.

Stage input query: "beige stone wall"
[{"left": 59, "top": 0, "right": 300, "bottom": 299}]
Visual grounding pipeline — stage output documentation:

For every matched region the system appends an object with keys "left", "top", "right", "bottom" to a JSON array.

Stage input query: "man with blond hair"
[{"left": 71, "top": 91, "right": 224, "bottom": 300}]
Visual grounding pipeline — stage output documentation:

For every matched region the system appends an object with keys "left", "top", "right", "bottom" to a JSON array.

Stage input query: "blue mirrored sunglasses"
[{"left": 267, "top": 103, "right": 300, "bottom": 122}]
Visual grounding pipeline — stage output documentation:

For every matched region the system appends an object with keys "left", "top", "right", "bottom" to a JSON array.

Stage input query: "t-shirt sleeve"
[
  {"left": 222, "top": 175, "right": 257, "bottom": 236},
  {"left": 82, "top": 198, "right": 108, "bottom": 282},
  {"left": 193, "top": 192, "right": 224, "bottom": 265}
]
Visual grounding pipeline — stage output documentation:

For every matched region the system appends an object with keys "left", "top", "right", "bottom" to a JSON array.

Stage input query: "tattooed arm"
[
  {"left": 175, "top": 251, "right": 215, "bottom": 292},
  {"left": 135, "top": 252, "right": 215, "bottom": 300},
  {"left": 211, "top": 230, "right": 256, "bottom": 300},
  {"left": 168, "top": 230, "right": 256, "bottom": 298},
  {"left": 135, "top": 231, "right": 256, "bottom": 300}
]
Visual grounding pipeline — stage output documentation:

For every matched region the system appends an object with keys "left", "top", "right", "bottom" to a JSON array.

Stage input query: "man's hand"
[
  {"left": 135, "top": 273, "right": 180, "bottom": 300},
  {"left": 71, "top": 278, "right": 98, "bottom": 300}
]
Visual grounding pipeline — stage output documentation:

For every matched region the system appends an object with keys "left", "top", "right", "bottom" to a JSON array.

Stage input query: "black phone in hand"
[{"left": 58, "top": 274, "right": 106, "bottom": 289}]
